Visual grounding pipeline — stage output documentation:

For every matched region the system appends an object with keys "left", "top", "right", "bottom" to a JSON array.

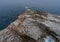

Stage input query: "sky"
[
  {"left": 0, "top": 0, "right": 60, "bottom": 14},
  {"left": 0, "top": 0, "right": 60, "bottom": 30},
  {"left": 0, "top": 0, "right": 60, "bottom": 8},
  {"left": 0, "top": 0, "right": 60, "bottom": 5}
]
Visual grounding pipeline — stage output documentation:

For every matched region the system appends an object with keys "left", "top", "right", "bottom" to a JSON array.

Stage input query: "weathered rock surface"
[{"left": 0, "top": 8, "right": 60, "bottom": 42}]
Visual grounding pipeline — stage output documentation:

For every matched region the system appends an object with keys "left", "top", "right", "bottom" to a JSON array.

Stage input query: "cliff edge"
[{"left": 0, "top": 8, "right": 60, "bottom": 42}]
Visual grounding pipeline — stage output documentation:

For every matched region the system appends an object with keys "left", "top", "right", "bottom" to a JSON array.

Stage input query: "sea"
[{"left": 0, "top": 0, "right": 60, "bottom": 30}]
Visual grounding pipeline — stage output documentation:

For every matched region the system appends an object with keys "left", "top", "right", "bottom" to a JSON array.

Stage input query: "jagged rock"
[{"left": 0, "top": 8, "right": 60, "bottom": 42}]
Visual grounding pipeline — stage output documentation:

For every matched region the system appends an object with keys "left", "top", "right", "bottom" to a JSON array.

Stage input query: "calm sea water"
[{"left": 0, "top": 0, "right": 60, "bottom": 30}]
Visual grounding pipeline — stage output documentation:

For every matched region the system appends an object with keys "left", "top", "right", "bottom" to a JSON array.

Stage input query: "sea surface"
[{"left": 0, "top": 0, "right": 60, "bottom": 30}]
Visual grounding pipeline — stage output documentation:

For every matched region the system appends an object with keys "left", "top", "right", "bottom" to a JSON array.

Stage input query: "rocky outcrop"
[{"left": 0, "top": 8, "right": 60, "bottom": 42}]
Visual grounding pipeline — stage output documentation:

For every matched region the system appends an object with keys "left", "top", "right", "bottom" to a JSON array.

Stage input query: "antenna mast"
[{"left": 25, "top": 0, "right": 29, "bottom": 9}]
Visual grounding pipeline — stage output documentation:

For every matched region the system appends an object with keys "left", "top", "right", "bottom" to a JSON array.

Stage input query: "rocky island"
[{"left": 0, "top": 8, "right": 60, "bottom": 42}]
